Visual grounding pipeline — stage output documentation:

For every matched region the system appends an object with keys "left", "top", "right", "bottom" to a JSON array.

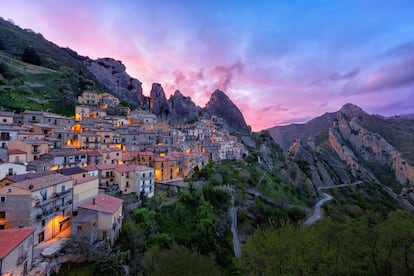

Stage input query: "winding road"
[
  {"left": 304, "top": 181, "right": 362, "bottom": 226},
  {"left": 303, "top": 192, "right": 333, "bottom": 226}
]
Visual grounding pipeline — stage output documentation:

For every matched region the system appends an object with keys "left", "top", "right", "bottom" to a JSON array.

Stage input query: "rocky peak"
[
  {"left": 150, "top": 83, "right": 170, "bottom": 121},
  {"left": 338, "top": 103, "right": 367, "bottom": 119},
  {"left": 85, "top": 57, "right": 144, "bottom": 105},
  {"left": 204, "top": 89, "right": 249, "bottom": 133},
  {"left": 169, "top": 90, "right": 199, "bottom": 124}
]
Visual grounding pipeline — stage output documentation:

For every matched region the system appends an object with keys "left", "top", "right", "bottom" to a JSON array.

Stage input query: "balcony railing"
[{"left": 17, "top": 253, "right": 27, "bottom": 265}]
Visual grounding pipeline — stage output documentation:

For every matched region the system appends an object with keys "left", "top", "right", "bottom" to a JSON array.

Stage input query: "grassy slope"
[{"left": 0, "top": 18, "right": 106, "bottom": 115}]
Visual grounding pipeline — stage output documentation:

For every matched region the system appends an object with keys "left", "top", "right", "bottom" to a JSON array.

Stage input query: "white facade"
[{"left": 0, "top": 163, "right": 27, "bottom": 180}]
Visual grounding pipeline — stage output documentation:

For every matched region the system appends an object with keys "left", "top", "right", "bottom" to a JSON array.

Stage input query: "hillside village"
[{"left": 0, "top": 90, "right": 247, "bottom": 275}]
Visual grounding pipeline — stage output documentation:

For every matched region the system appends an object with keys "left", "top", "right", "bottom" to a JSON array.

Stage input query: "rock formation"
[
  {"left": 204, "top": 89, "right": 249, "bottom": 133},
  {"left": 169, "top": 90, "right": 199, "bottom": 124},
  {"left": 149, "top": 83, "right": 170, "bottom": 121},
  {"left": 86, "top": 57, "right": 144, "bottom": 105}
]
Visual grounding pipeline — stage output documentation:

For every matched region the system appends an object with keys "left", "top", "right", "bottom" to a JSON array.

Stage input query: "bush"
[{"left": 21, "top": 47, "right": 41, "bottom": 65}]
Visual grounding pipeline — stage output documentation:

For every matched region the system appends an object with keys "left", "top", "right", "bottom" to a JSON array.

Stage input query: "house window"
[
  {"left": 0, "top": 211, "right": 5, "bottom": 218},
  {"left": 0, "top": 196, "right": 5, "bottom": 203},
  {"left": 0, "top": 132, "right": 10, "bottom": 141},
  {"left": 8, "top": 168, "right": 13, "bottom": 176},
  {"left": 126, "top": 181, "right": 129, "bottom": 188},
  {"left": 38, "top": 232, "right": 44, "bottom": 243},
  {"left": 61, "top": 186, "right": 65, "bottom": 193},
  {"left": 143, "top": 173, "right": 145, "bottom": 178},
  {"left": 77, "top": 226, "right": 82, "bottom": 231},
  {"left": 40, "top": 190, "right": 47, "bottom": 201}
]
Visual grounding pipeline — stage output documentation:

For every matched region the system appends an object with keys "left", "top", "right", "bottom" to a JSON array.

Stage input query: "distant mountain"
[{"left": 268, "top": 103, "right": 414, "bottom": 209}]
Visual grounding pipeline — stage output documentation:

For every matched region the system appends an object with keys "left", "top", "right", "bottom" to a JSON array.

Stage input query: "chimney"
[{"left": 93, "top": 198, "right": 96, "bottom": 205}]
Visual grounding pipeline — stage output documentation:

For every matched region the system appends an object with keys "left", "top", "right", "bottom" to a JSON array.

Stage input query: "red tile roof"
[
  {"left": 79, "top": 194, "right": 122, "bottom": 214},
  {"left": 129, "top": 165, "right": 154, "bottom": 172},
  {"left": 96, "top": 164, "right": 117, "bottom": 170},
  {"left": 83, "top": 165, "right": 98, "bottom": 171},
  {"left": 82, "top": 150, "right": 102, "bottom": 157},
  {"left": 115, "top": 164, "right": 133, "bottom": 173},
  {"left": 8, "top": 149, "right": 27, "bottom": 155},
  {"left": 0, "top": 227, "right": 35, "bottom": 259},
  {"left": 74, "top": 175, "right": 98, "bottom": 185}
]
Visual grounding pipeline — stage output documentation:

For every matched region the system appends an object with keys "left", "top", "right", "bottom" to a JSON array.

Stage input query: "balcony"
[
  {"left": 17, "top": 253, "right": 27, "bottom": 265},
  {"left": 57, "top": 189, "right": 72, "bottom": 198}
]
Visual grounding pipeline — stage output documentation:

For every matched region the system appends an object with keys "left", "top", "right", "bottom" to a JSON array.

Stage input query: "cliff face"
[
  {"left": 204, "top": 89, "right": 249, "bottom": 133},
  {"left": 330, "top": 115, "right": 414, "bottom": 184},
  {"left": 270, "top": 103, "right": 414, "bottom": 209},
  {"left": 169, "top": 90, "right": 199, "bottom": 124},
  {"left": 149, "top": 83, "right": 170, "bottom": 121},
  {"left": 86, "top": 57, "right": 144, "bottom": 105}
]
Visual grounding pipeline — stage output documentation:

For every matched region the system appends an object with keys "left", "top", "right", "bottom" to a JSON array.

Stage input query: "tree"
[
  {"left": 93, "top": 253, "right": 125, "bottom": 276},
  {"left": 21, "top": 47, "right": 41, "bottom": 65},
  {"left": 143, "top": 244, "right": 223, "bottom": 276}
]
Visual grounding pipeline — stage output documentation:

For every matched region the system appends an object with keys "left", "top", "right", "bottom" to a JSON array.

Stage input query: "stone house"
[
  {"left": 0, "top": 174, "right": 73, "bottom": 245},
  {"left": 40, "top": 151, "right": 88, "bottom": 169},
  {"left": 8, "top": 140, "right": 50, "bottom": 162},
  {"left": 0, "top": 163, "right": 27, "bottom": 180},
  {"left": 0, "top": 124, "right": 19, "bottom": 150},
  {"left": 114, "top": 164, "right": 134, "bottom": 194},
  {"left": 7, "top": 149, "right": 27, "bottom": 164},
  {"left": 153, "top": 155, "right": 179, "bottom": 181},
  {"left": 131, "top": 165, "right": 154, "bottom": 198},
  {"left": 0, "top": 227, "right": 35, "bottom": 276},
  {"left": 0, "top": 111, "right": 14, "bottom": 125},
  {"left": 75, "top": 194, "right": 123, "bottom": 245}
]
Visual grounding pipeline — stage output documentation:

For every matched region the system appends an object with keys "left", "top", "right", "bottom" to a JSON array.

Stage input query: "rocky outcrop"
[
  {"left": 330, "top": 116, "right": 414, "bottom": 184},
  {"left": 150, "top": 83, "right": 170, "bottom": 121},
  {"left": 204, "top": 89, "right": 249, "bottom": 133},
  {"left": 86, "top": 58, "right": 144, "bottom": 105},
  {"left": 287, "top": 139, "right": 336, "bottom": 188},
  {"left": 169, "top": 90, "right": 199, "bottom": 124}
]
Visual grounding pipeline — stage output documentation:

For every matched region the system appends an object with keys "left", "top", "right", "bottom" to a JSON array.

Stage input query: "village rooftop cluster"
[{"left": 0, "top": 90, "right": 246, "bottom": 275}]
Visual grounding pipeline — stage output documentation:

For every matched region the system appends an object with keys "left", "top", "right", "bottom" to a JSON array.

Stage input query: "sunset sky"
[{"left": 1, "top": 1, "right": 413, "bottom": 130}]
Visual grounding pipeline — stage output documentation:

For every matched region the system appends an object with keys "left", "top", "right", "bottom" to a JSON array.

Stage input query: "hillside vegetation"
[{"left": 0, "top": 17, "right": 105, "bottom": 114}]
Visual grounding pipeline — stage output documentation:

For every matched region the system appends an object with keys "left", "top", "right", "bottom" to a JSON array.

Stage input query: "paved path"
[
  {"left": 230, "top": 205, "right": 241, "bottom": 258},
  {"left": 304, "top": 181, "right": 362, "bottom": 226},
  {"left": 303, "top": 192, "right": 333, "bottom": 226}
]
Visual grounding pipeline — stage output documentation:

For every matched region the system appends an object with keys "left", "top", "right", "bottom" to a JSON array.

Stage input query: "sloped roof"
[
  {"left": 79, "top": 194, "right": 122, "bottom": 214},
  {"left": 0, "top": 227, "right": 35, "bottom": 259},
  {"left": 11, "top": 173, "right": 72, "bottom": 191}
]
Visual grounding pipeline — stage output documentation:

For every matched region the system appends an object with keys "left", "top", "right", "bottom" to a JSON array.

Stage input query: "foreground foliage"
[
  {"left": 119, "top": 187, "right": 235, "bottom": 274},
  {"left": 240, "top": 210, "right": 414, "bottom": 275}
]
